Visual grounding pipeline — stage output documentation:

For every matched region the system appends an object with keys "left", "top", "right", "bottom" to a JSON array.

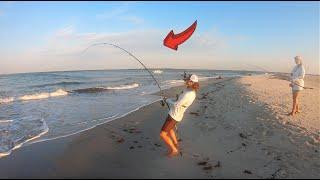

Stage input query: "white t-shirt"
[
  {"left": 166, "top": 89, "right": 196, "bottom": 122},
  {"left": 291, "top": 64, "right": 305, "bottom": 91}
]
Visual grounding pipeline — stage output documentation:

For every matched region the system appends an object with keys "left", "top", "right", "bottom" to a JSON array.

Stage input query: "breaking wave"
[
  {"left": 73, "top": 83, "right": 139, "bottom": 93},
  {"left": 0, "top": 89, "right": 68, "bottom": 105}
]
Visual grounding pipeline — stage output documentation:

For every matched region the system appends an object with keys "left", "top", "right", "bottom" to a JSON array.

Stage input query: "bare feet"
[
  {"left": 287, "top": 112, "right": 294, "bottom": 116},
  {"left": 167, "top": 149, "right": 179, "bottom": 157},
  {"left": 295, "top": 110, "right": 302, "bottom": 114},
  {"left": 174, "top": 143, "right": 179, "bottom": 150}
]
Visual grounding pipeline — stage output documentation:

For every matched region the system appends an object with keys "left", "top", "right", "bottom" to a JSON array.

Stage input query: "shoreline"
[
  {"left": 0, "top": 75, "right": 318, "bottom": 178},
  {"left": 0, "top": 76, "right": 224, "bottom": 159}
]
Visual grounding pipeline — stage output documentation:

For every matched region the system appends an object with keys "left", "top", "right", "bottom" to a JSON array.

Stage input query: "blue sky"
[{"left": 0, "top": 1, "right": 319, "bottom": 74}]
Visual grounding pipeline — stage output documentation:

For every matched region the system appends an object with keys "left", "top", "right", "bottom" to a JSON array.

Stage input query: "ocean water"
[{"left": 0, "top": 69, "right": 259, "bottom": 157}]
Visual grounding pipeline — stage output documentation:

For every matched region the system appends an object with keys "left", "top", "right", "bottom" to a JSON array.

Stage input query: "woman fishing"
[
  {"left": 288, "top": 56, "right": 306, "bottom": 116},
  {"left": 160, "top": 74, "right": 199, "bottom": 157}
]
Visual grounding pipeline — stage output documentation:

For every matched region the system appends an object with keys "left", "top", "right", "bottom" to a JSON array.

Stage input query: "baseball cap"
[{"left": 189, "top": 74, "right": 198, "bottom": 83}]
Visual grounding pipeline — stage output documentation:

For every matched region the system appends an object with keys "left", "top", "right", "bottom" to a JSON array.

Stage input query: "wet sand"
[{"left": 0, "top": 75, "right": 319, "bottom": 178}]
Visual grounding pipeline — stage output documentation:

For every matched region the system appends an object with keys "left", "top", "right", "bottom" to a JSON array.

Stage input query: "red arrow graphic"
[{"left": 163, "top": 20, "right": 197, "bottom": 51}]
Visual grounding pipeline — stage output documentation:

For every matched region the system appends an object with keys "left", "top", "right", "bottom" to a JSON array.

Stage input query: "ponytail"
[{"left": 192, "top": 82, "right": 200, "bottom": 91}]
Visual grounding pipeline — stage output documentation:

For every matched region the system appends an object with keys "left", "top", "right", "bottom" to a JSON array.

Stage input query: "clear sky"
[{"left": 0, "top": 1, "right": 319, "bottom": 74}]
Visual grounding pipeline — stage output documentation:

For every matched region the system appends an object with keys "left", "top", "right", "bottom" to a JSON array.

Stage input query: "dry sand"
[
  {"left": 0, "top": 75, "right": 319, "bottom": 178},
  {"left": 239, "top": 74, "right": 320, "bottom": 135}
]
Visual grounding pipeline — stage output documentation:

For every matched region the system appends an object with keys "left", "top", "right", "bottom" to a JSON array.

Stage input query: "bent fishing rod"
[{"left": 81, "top": 42, "right": 170, "bottom": 109}]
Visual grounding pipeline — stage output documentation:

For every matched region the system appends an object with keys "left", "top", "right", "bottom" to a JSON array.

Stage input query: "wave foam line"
[
  {"left": 26, "top": 98, "right": 162, "bottom": 147},
  {"left": 0, "top": 119, "right": 49, "bottom": 158},
  {"left": 0, "top": 97, "right": 14, "bottom": 104},
  {"left": 73, "top": 83, "right": 139, "bottom": 93},
  {"left": 0, "top": 120, "right": 13, "bottom": 123},
  {"left": 19, "top": 89, "right": 68, "bottom": 101},
  {"left": 0, "top": 89, "right": 69, "bottom": 105},
  {"left": 105, "top": 83, "right": 139, "bottom": 90}
]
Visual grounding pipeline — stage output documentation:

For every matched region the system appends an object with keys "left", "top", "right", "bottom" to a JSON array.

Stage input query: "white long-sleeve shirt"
[
  {"left": 166, "top": 89, "right": 196, "bottom": 122},
  {"left": 291, "top": 64, "right": 305, "bottom": 91}
]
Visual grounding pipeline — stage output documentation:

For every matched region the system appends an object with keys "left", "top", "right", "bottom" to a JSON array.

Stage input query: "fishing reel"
[
  {"left": 181, "top": 71, "right": 192, "bottom": 82},
  {"left": 161, "top": 97, "right": 167, "bottom": 107}
]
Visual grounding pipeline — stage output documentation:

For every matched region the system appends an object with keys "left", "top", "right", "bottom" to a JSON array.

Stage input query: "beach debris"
[
  {"left": 243, "top": 170, "right": 252, "bottom": 174},
  {"left": 129, "top": 128, "right": 136, "bottom": 133},
  {"left": 227, "top": 142, "right": 248, "bottom": 154},
  {"left": 270, "top": 168, "right": 282, "bottom": 179},
  {"left": 214, "top": 161, "right": 221, "bottom": 168},
  {"left": 198, "top": 161, "right": 208, "bottom": 166},
  {"left": 122, "top": 127, "right": 142, "bottom": 134},
  {"left": 154, "top": 143, "right": 162, "bottom": 147},
  {"left": 275, "top": 156, "right": 281, "bottom": 161},
  {"left": 193, "top": 153, "right": 200, "bottom": 158},
  {"left": 117, "top": 138, "right": 125, "bottom": 144},
  {"left": 133, "top": 140, "right": 138, "bottom": 144},
  {"left": 190, "top": 112, "right": 200, "bottom": 116},
  {"left": 203, "top": 165, "right": 213, "bottom": 170},
  {"left": 199, "top": 92, "right": 209, "bottom": 99},
  {"left": 239, "top": 133, "right": 248, "bottom": 139},
  {"left": 129, "top": 146, "right": 135, "bottom": 150}
]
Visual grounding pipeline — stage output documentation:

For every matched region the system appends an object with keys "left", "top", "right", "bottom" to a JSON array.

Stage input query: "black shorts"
[{"left": 161, "top": 115, "right": 178, "bottom": 133}]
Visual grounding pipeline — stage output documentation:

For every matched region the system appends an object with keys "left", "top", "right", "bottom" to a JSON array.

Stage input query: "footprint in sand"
[
  {"left": 117, "top": 138, "right": 125, "bottom": 144},
  {"left": 197, "top": 159, "right": 221, "bottom": 173},
  {"left": 239, "top": 133, "right": 248, "bottom": 139},
  {"left": 198, "top": 161, "right": 208, "bottom": 166},
  {"left": 203, "top": 165, "right": 213, "bottom": 170},
  {"left": 243, "top": 170, "right": 252, "bottom": 174}
]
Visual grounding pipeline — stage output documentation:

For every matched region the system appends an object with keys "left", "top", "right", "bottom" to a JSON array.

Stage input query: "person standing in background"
[{"left": 288, "top": 56, "right": 306, "bottom": 116}]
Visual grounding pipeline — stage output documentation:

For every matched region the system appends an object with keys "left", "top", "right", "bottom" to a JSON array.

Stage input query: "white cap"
[{"left": 189, "top": 74, "right": 198, "bottom": 83}]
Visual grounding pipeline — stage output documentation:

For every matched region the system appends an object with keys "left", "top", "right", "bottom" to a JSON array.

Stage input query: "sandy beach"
[{"left": 0, "top": 74, "right": 319, "bottom": 178}]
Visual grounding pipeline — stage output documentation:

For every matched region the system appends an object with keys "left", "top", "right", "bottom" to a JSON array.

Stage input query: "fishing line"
[
  {"left": 244, "top": 64, "right": 315, "bottom": 90},
  {"left": 244, "top": 63, "right": 270, "bottom": 74},
  {"left": 81, "top": 42, "right": 170, "bottom": 109}
]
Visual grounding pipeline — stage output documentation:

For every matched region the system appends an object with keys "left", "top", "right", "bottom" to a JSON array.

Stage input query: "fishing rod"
[
  {"left": 291, "top": 81, "right": 314, "bottom": 90},
  {"left": 245, "top": 64, "right": 314, "bottom": 90},
  {"left": 290, "top": 63, "right": 314, "bottom": 90},
  {"left": 81, "top": 42, "right": 170, "bottom": 109},
  {"left": 245, "top": 64, "right": 270, "bottom": 74}
]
